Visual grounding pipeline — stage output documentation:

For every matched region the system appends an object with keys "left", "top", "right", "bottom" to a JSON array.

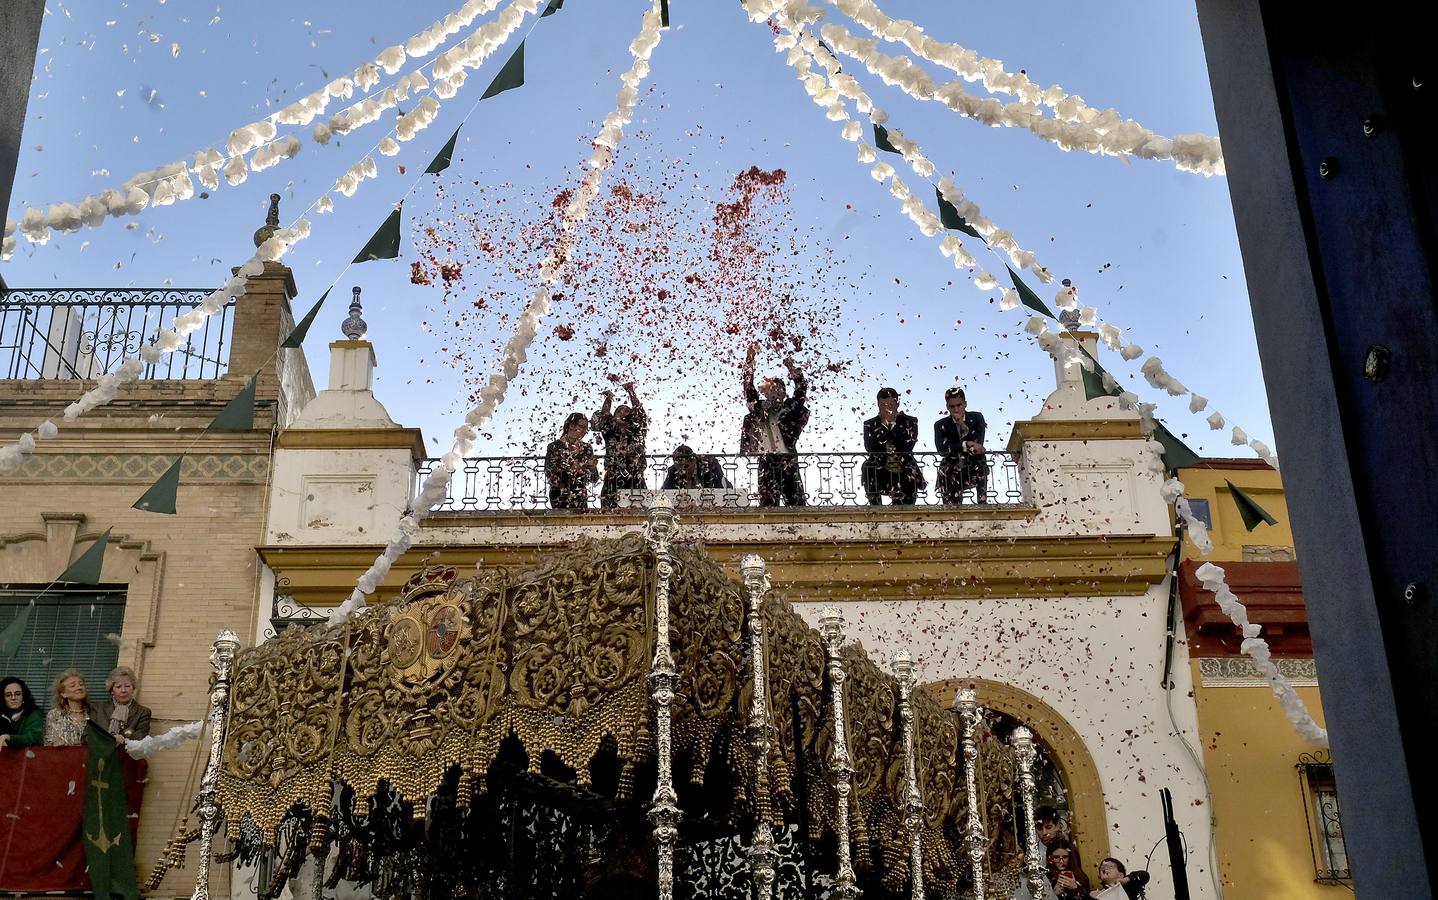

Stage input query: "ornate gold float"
[{"left": 203, "top": 514, "right": 1029, "bottom": 898}]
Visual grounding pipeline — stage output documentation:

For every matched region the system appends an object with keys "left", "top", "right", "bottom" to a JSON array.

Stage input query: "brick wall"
[{"left": 0, "top": 261, "right": 313, "bottom": 897}]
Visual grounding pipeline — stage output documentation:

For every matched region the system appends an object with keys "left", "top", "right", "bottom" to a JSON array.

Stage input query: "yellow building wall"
[
  {"left": 1181, "top": 463, "right": 1345, "bottom": 896},
  {"left": 1177, "top": 465, "right": 1293, "bottom": 560},
  {"left": 1191, "top": 668, "right": 1343, "bottom": 899}
]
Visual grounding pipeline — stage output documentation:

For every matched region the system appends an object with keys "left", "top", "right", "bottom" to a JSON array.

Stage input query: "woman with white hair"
[{"left": 93, "top": 665, "right": 152, "bottom": 745}]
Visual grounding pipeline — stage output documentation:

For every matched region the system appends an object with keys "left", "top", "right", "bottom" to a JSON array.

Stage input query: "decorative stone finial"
[
  {"left": 253, "top": 194, "right": 281, "bottom": 248},
  {"left": 1058, "top": 307, "right": 1082, "bottom": 329},
  {"left": 341, "top": 286, "right": 368, "bottom": 339}
]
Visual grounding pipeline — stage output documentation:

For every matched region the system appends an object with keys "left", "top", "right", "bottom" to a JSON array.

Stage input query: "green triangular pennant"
[
  {"left": 352, "top": 203, "right": 403, "bottom": 263},
  {"left": 210, "top": 375, "right": 257, "bottom": 433},
  {"left": 133, "top": 458, "right": 183, "bottom": 515},
  {"left": 58, "top": 527, "right": 112, "bottom": 584},
  {"left": 873, "top": 123, "right": 899, "bottom": 154},
  {"left": 425, "top": 127, "right": 461, "bottom": 175},
  {"left": 1226, "top": 479, "right": 1278, "bottom": 531},
  {"left": 541, "top": 0, "right": 563, "bottom": 15},
  {"left": 1153, "top": 422, "right": 1202, "bottom": 472},
  {"left": 659, "top": 0, "right": 670, "bottom": 26},
  {"left": 0, "top": 602, "right": 34, "bottom": 657},
  {"left": 82, "top": 722, "right": 140, "bottom": 900},
  {"left": 481, "top": 42, "right": 525, "bottom": 100},
  {"left": 1007, "top": 267, "right": 1056, "bottom": 318},
  {"left": 282, "top": 288, "right": 329, "bottom": 349},
  {"left": 935, "top": 185, "right": 982, "bottom": 239},
  {"left": 1081, "top": 365, "right": 1115, "bottom": 401}
]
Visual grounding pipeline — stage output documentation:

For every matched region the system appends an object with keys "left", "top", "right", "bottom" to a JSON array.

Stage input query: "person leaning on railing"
[
  {"left": 43, "top": 668, "right": 100, "bottom": 747},
  {"left": 662, "top": 445, "right": 732, "bottom": 490},
  {"left": 92, "top": 665, "right": 151, "bottom": 746},
  {"left": 0, "top": 676, "right": 44, "bottom": 750},
  {"left": 934, "top": 386, "right": 990, "bottom": 505},
  {"left": 861, "top": 386, "right": 926, "bottom": 505},
  {"left": 545, "top": 412, "right": 600, "bottom": 512}
]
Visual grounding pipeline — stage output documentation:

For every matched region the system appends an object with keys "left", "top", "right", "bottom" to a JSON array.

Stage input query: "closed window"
[
  {"left": 0, "top": 587, "right": 126, "bottom": 697},
  {"left": 1296, "top": 750, "right": 1350, "bottom": 883}
]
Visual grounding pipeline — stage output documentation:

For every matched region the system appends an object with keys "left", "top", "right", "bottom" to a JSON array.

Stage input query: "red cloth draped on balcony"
[{"left": 0, "top": 746, "right": 146, "bottom": 892}]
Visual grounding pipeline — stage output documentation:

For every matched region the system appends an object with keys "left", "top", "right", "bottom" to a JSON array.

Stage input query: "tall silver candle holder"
[
  {"left": 954, "top": 688, "right": 988, "bottom": 900},
  {"left": 645, "top": 497, "right": 681, "bottom": 900},
  {"left": 1009, "top": 726, "right": 1048, "bottom": 900},
  {"left": 191, "top": 629, "right": 241, "bottom": 900},
  {"left": 741, "top": 554, "right": 778, "bottom": 900},
  {"left": 894, "top": 651, "right": 925, "bottom": 900},
  {"left": 819, "top": 607, "right": 861, "bottom": 900}
]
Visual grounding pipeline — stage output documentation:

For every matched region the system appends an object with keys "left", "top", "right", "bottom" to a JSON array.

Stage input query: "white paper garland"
[
  {"left": 821, "top": 0, "right": 1224, "bottom": 175},
  {"left": 327, "top": 2, "right": 667, "bottom": 626},
  {"left": 0, "top": 218, "right": 311, "bottom": 474},
  {"left": 1159, "top": 469, "right": 1324, "bottom": 746},
  {"left": 1192, "top": 556, "right": 1328, "bottom": 745},
  {"left": 125, "top": 720, "right": 204, "bottom": 759},
  {"left": 762, "top": 2, "right": 1277, "bottom": 470},
  {"left": 3, "top": 0, "right": 529, "bottom": 254}
]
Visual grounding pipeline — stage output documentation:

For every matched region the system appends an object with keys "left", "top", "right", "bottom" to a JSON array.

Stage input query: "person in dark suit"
[
  {"left": 861, "top": 387, "right": 926, "bottom": 505},
  {"left": 662, "top": 445, "right": 732, "bottom": 490},
  {"left": 934, "top": 386, "right": 989, "bottom": 504},
  {"left": 93, "top": 665, "right": 152, "bottom": 746},
  {"left": 545, "top": 412, "right": 600, "bottom": 511},
  {"left": 592, "top": 381, "right": 648, "bottom": 510},
  {"left": 739, "top": 343, "right": 809, "bottom": 507}
]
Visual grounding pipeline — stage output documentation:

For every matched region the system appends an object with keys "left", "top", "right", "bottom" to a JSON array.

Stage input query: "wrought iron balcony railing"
[
  {"left": 0, "top": 288, "right": 233, "bottom": 381},
  {"left": 416, "top": 451, "right": 1025, "bottom": 512}
]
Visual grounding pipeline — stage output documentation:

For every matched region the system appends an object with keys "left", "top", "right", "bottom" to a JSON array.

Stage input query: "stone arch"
[{"left": 923, "top": 677, "right": 1110, "bottom": 869}]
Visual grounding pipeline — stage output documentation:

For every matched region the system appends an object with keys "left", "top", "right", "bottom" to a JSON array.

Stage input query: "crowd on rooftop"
[{"left": 544, "top": 344, "right": 994, "bottom": 511}]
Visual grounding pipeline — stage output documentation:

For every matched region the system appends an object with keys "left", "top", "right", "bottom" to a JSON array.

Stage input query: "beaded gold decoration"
[{"left": 215, "top": 535, "right": 1020, "bottom": 888}]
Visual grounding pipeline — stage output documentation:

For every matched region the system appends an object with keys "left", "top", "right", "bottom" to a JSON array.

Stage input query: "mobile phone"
[{"left": 1060, "top": 870, "right": 1074, "bottom": 880}]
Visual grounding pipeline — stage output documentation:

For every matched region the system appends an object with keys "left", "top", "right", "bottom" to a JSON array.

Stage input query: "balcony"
[
  {"left": 0, "top": 746, "right": 147, "bottom": 892},
  {"left": 415, "top": 449, "right": 1027, "bottom": 512},
  {"left": 0, "top": 287, "right": 234, "bottom": 381}
]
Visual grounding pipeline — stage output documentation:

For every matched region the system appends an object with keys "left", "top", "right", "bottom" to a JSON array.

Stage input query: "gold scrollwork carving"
[{"left": 217, "top": 537, "right": 1021, "bottom": 889}]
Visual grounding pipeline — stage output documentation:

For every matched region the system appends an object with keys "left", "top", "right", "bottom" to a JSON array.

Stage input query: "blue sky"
[{"left": 6, "top": 0, "right": 1270, "bottom": 460}]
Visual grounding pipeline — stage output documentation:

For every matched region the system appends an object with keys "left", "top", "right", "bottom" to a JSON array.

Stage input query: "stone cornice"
[
  {"left": 1179, "top": 559, "right": 1310, "bottom": 657},
  {"left": 274, "top": 427, "right": 426, "bottom": 459},
  {"left": 258, "top": 532, "right": 1175, "bottom": 606},
  {"left": 1006, "top": 418, "right": 1145, "bottom": 452}
]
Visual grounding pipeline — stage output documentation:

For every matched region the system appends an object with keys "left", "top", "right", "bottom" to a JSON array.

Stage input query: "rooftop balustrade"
[
  {"left": 415, "top": 450, "right": 1025, "bottom": 512},
  {"left": 0, "top": 287, "right": 234, "bottom": 381}
]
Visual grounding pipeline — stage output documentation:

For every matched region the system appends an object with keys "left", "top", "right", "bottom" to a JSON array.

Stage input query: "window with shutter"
[{"left": 0, "top": 586, "right": 126, "bottom": 701}]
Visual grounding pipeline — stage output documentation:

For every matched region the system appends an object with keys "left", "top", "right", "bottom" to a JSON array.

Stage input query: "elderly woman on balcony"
[
  {"left": 43, "top": 668, "right": 98, "bottom": 746},
  {"left": 0, "top": 677, "right": 44, "bottom": 750},
  {"left": 93, "top": 665, "right": 151, "bottom": 745}
]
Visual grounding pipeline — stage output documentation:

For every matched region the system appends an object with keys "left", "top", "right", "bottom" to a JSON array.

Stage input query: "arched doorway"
[{"left": 922, "top": 678, "right": 1109, "bottom": 871}]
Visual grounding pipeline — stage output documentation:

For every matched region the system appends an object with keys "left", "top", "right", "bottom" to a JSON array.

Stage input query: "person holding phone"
[{"left": 1046, "top": 841, "right": 1091, "bottom": 900}]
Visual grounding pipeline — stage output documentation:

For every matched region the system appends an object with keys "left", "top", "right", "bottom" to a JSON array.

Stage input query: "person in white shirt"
[{"left": 739, "top": 343, "right": 809, "bottom": 507}]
